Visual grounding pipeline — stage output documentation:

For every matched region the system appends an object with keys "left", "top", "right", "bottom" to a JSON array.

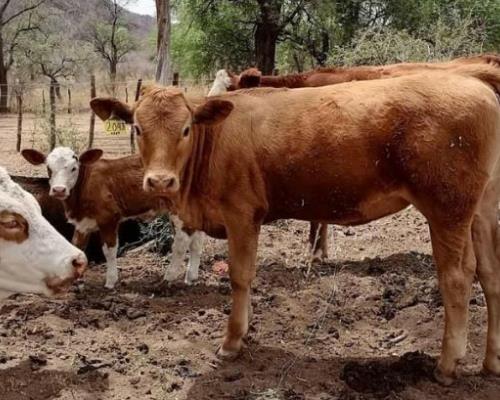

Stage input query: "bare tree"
[
  {"left": 22, "top": 30, "right": 81, "bottom": 150},
  {"left": 155, "top": 0, "right": 171, "bottom": 85},
  {"left": 87, "top": 0, "right": 136, "bottom": 94},
  {"left": 0, "top": 0, "right": 45, "bottom": 112}
]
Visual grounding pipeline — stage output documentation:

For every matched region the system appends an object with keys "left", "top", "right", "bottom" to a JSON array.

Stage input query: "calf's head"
[
  {"left": 90, "top": 87, "right": 233, "bottom": 196},
  {"left": 0, "top": 167, "right": 87, "bottom": 298},
  {"left": 22, "top": 147, "right": 103, "bottom": 200}
]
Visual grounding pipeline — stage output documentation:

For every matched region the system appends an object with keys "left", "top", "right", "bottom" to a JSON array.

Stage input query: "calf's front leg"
[
  {"left": 99, "top": 223, "right": 119, "bottom": 289},
  {"left": 218, "top": 220, "right": 259, "bottom": 358}
]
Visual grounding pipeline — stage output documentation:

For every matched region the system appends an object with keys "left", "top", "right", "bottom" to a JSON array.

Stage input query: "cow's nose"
[
  {"left": 51, "top": 186, "right": 67, "bottom": 196},
  {"left": 146, "top": 174, "right": 178, "bottom": 192},
  {"left": 72, "top": 253, "right": 87, "bottom": 278}
]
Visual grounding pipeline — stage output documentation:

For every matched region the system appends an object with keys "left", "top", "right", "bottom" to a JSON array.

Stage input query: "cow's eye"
[
  {"left": 47, "top": 167, "right": 52, "bottom": 178},
  {"left": 134, "top": 125, "right": 141, "bottom": 136},
  {"left": 182, "top": 127, "right": 190, "bottom": 137},
  {"left": 71, "top": 167, "right": 77, "bottom": 172}
]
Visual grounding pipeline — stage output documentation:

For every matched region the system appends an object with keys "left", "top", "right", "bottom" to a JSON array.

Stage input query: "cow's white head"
[
  {"left": 21, "top": 147, "right": 103, "bottom": 200},
  {"left": 0, "top": 167, "right": 87, "bottom": 298}
]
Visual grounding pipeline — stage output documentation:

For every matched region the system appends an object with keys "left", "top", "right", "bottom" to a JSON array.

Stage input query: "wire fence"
[
  {"left": 0, "top": 74, "right": 214, "bottom": 154},
  {"left": 2, "top": 75, "right": 213, "bottom": 114}
]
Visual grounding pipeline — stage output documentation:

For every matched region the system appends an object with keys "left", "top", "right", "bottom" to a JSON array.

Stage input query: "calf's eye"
[
  {"left": 134, "top": 125, "right": 141, "bottom": 136},
  {"left": 183, "top": 127, "right": 190, "bottom": 137}
]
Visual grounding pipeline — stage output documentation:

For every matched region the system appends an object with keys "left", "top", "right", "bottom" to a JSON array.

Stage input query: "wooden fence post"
[
  {"left": 42, "top": 90, "right": 46, "bottom": 114},
  {"left": 49, "top": 80, "right": 57, "bottom": 150},
  {"left": 67, "top": 87, "right": 72, "bottom": 114},
  {"left": 130, "top": 78, "right": 142, "bottom": 153},
  {"left": 16, "top": 90, "right": 23, "bottom": 152},
  {"left": 88, "top": 74, "right": 96, "bottom": 149}
]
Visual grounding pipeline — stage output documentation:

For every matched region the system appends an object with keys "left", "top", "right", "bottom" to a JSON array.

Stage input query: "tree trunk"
[
  {"left": 49, "top": 79, "right": 57, "bottom": 150},
  {"left": 155, "top": 0, "right": 172, "bottom": 85},
  {"left": 67, "top": 87, "right": 72, "bottom": 114},
  {"left": 255, "top": 0, "right": 282, "bottom": 75},
  {"left": 110, "top": 61, "right": 117, "bottom": 96}
]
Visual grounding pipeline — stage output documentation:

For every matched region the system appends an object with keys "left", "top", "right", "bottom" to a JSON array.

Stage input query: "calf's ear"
[
  {"left": 90, "top": 98, "right": 133, "bottom": 124},
  {"left": 79, "top": 149, "right": 103, "bottom": 165},
  {"left": 239, "top": 68, "right": 262, "bottom": 88},
  {"left": 193, "top": 100, "right": 233, "bottom": 125},
  {"left": 21, "top": 149, "right": 46, "bottom": 165}
]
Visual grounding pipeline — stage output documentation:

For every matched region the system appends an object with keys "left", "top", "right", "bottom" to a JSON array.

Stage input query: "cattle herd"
[{"left": 1, "top": 54, "right": 500, "bottom": 387}]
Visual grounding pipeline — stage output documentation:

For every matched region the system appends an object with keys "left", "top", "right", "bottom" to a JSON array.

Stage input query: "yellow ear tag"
[{"left": 104, "top": 117, "right": 127, "bottom": 136}]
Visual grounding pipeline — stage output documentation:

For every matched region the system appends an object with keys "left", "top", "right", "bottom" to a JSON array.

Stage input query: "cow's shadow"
[
  {"left": 185, "top": 345, "right": 499, "bottom": 400},
  {"left": 0, "top": 360, "right": 109, "bottom": 400}
]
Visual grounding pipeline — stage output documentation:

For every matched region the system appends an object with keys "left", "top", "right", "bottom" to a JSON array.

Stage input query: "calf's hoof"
[
  {"left": 433, "top": 367, "right": 455, "bottom": 386},
  {"left": 104, "top": 278, "right": 118, "bottom": 289}
]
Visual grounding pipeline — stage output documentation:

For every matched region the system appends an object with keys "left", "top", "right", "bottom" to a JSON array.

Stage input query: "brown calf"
[{"left": 91, "top": 64, "right": 500, "bottom": 384}]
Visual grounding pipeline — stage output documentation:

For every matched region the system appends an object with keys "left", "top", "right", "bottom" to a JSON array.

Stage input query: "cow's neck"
[
  {"left": 63, "top": 165, "right": 91, "bottom": 218},
  {"left": 175, "top": 125, "right": 218, "bottom": 229}
]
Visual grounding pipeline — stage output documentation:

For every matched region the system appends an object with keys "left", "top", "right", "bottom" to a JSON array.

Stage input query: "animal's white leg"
[
  {"left": 103, "top": 243, "right": 119, "bottom": 289},
  {"left": 164, "top": 228, "right": 190, "bottom": 282},
  {"left": 185, "top": 232, "right": 204, "bottom": 285}
]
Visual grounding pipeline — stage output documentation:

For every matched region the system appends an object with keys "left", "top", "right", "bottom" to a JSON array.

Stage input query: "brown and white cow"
[
  {"left": 91, "top": 64, "right": 500, "bottom": 384},
  {"left": 229, "top": 53, "right": 500, "bottom": 90},
  {"left": 0, "top": 166, "right": 86, "bottom": 298},
  {"left": 21, "top": 148, "right": 204, "bottom": 288}
]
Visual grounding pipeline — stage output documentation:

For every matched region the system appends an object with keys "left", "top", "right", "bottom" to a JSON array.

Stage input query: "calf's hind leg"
[
  {"left": 100, "top": 222, "right": 119, "bottom": 289},
  {"left": 429, "top": 222, "right": 476, "bottom": 385},
  {"left": 471, "top": 181, "right": 500, "bottom": 375}
]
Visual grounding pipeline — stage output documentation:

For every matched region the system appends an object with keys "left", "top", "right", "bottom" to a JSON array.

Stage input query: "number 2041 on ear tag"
[{"left": 104, "top": 118, "right": 127, "bottom": 136}]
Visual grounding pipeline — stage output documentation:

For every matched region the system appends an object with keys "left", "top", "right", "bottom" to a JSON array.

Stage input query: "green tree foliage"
[{"left": 170, "top": 0, "right": 500, "bottom": 78}]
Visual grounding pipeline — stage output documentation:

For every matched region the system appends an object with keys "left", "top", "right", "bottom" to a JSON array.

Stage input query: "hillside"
[{"left": 49, "top": 0, "right": 155, "bottom": 41}]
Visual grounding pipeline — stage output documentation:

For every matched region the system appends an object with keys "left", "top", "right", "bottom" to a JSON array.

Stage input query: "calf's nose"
[
  {"left": 51, "top": 186, "right": 67, "bottom": 196},
  {"left": 72, "top": 253, "right": 87, "bottom": 278}
]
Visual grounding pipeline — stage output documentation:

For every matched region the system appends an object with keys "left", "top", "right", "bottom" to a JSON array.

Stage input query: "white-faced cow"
[
  {"left": 91, "top": 64, "right": 500, "bottom": 384},
  {"left": 21, "top": 148, "right": 203, "bottom": 288},
  {"left": 0, "top": 166, "right": 86, "bottom": 298},
  {"left": 208, "top": 69, "right": 233, "bottom": 97}
]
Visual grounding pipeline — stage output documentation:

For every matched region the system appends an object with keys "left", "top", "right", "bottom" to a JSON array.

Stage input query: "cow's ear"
[
  {"left": 193, "top": 100, "right": 233, "bottom": 125},
  {"left": 21, "top": 149, "right": 46, "bottom": 165},
  {"left": 79, "top": 149, "right": 103, "bottom": 165},
  {"left": 90, "top": 98, "right": 133, "bottom": 123}
]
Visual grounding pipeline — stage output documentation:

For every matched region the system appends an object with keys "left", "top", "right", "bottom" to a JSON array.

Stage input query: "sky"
[{"left": 124, "top": 0, "right": 156, "bottom": 16}]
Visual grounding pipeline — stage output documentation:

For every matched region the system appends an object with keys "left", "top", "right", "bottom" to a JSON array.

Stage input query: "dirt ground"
[{"left": 1, "top": 146, "right": 500, "bottom": 399}]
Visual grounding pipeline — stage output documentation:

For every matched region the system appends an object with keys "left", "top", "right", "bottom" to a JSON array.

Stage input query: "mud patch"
[{"left": 341, "top": 352, "right": 435, "bottom": 396}]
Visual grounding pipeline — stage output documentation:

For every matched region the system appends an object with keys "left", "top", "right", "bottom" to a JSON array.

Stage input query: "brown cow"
[
  {"left": 91, "top": 64, "right": 500, "bottom": 384},
  {"left": 230, "top": 53, "right": 500, "bottom": 89},
  {"left": 21, "top": 148, "right": 204, "bottom": 288},
  {"left": 225, "top": 54, "right": 500, "bottom": 257}
]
